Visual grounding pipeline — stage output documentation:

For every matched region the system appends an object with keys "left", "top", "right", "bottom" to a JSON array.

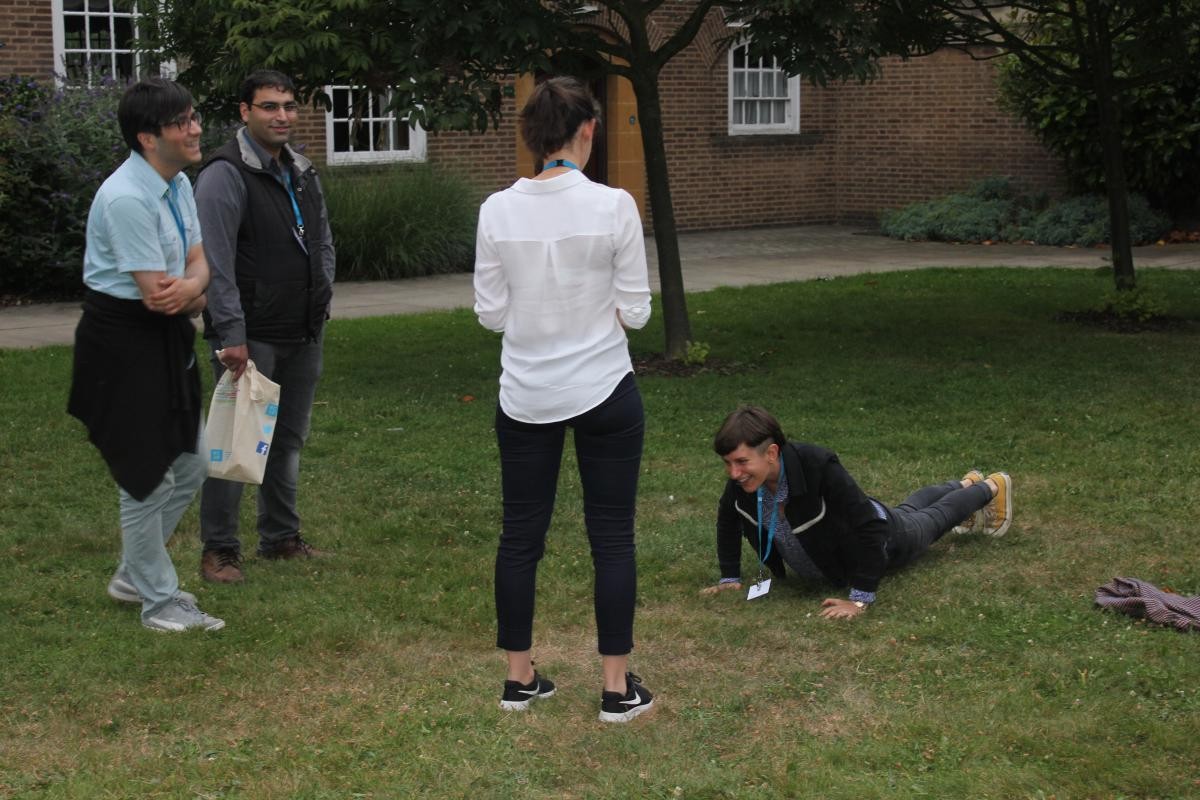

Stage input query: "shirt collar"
[
  {"left": 126, "top": 150, "right": 175, "bottom": 198},
  {"left": 239, "top": 128, "right": 289, "bottom": 175},
  {"left": 513, "top": 170, "right": 588, "bottom": 193}
]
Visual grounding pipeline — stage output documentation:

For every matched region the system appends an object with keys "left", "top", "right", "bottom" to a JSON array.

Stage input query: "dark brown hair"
[
  {"left": 713, "top": 405, "right": 787, "bottom": 456},
  {"left": 519, "top": 76, "right": 600, "bottom": 161},
  {"left": 118, "top": 78, "right": 194, "bottom": 154}
]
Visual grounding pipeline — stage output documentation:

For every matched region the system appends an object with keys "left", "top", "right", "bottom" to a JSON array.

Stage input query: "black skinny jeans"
[
  {"left": 886, "top": 480, "right": 992, "bottom": 568},
  {"left": 494, "top": 373, "right": 644, "bottom": 656}
]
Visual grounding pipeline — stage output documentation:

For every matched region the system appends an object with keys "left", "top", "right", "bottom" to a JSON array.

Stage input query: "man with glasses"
[
  {"left": 194, "top": 70, "right": 336, "bottom": 583},
  {"left": 69, "top": 78, "right": 223, "bottom": 631}
]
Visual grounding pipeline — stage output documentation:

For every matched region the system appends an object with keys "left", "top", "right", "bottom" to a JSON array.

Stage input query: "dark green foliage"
[
  {"left": 997, "top": 7, "right": 1200, "bottom": 220},
  {"left": 322, "top": 165, "right": 478, "bottom": 281},
  {"left": 880, "top": 178, "right": 1035, "bottom": 243},
  {"left": 0, "top": 76, "right": 243, "bottom": 301},
  {"left": 1097, "top": 284, "right": 1169, "bottom": 324},
  {"left": 1023, "top": 194, "right": 1169, "bottom": 248},
  {"left": 880, "top": 177, "right": 1169, "bottom": 246},
  {"left": 0, "top": 76, "right": 127, "bottom": 299}
]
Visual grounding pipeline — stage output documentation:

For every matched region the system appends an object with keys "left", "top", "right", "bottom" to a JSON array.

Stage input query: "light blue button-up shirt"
[{"left": 83, "top": 151, "right": 202, "bottom": 300}]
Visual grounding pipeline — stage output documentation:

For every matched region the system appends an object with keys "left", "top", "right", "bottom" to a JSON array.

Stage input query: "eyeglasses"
[
  {"left": 250, "top": 101, "right": 300, "bottom": 114},
  {"left": 167, "top": 110, "right": 203, "bottom": 130}
]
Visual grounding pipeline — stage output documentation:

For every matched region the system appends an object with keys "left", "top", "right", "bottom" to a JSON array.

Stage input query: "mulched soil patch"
[
  {"left": 632, "top": 354, "right": 753, "bottom": 378},
  {"left": 1055, "top": 310, "right": 1194, "bottom": 334}
]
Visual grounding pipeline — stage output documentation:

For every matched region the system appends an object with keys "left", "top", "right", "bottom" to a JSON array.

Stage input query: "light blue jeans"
[{"left": 117, "top": 431, "right": 207, "bottom": 618}]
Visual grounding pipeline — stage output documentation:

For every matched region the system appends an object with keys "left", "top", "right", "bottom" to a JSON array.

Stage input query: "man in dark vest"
[{"left": 194, "top": 70, "right": 335, "bottom": 583}]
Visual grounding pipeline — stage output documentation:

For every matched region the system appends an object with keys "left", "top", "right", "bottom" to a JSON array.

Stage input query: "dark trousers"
[
  {"left": 494, "top": 373, "right": 644, "bottom": 656},
  {"left": 886, "top": 481, "right": 992, "bottom": 568}
]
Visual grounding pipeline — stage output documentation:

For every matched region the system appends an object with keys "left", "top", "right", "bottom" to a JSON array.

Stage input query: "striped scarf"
[{"left": 1095, "top": 577, "right": 1200, "bottom": 632}]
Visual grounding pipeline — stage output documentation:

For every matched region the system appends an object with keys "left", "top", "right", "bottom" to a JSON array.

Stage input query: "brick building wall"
[
  {"left": 653, "top": 1, "right": 841, "bottom": 229},
  {"left": 424, "top": 95, "right": 521, "bottom": 202},
  {"left": 0, "top": 0, "right": 56, "bottom": 78},
  {"left": 831, "top": 50, "right": 1063, "bottom": 223},
  {"left": 652, "top": 2, "right": 1061, "bottom": 230}
]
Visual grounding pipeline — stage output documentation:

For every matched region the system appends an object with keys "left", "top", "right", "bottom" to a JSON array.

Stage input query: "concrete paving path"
[{"left": 2, "top": 224, "right": 1197, "bottom": 349}]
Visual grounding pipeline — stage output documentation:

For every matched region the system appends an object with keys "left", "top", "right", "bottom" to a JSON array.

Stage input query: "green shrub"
[
  {"left": 322, "top": 165, "right": 478, "bottom": 281},
  {"left": 0, "top": 76, "right": 127, "bottom": 299},
  {"left": 1095, "top": 284, "right": 1169, "bottom": 323},
  {"left": 1024, "top": 194, "right": 1170, "bottom": 247},
  {"left": 997, "top": 16, "right": 1200, "bottom": 220},
  {"left": 881, "top": 176, "right": 1169, "bottom": 247},
  {"left": 880, "top": 177, "right": 1035, "bottom": 243},
  {"left": 682, "top": 340, "right": 710, "bottom": 366}
]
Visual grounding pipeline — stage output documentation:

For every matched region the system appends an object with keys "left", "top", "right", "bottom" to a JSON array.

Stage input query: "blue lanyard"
[
  {"left": 544, "top": 158, "right": 580, "bottom": 171},
  {"left": 283, "top": 170, "right": 305, "bottom": 235},
  {"left": 755, "top": 458, "right": 785, "bottom": 566},
  {"left": 164, "top": 182, "right": 187, "bottom": 254}
]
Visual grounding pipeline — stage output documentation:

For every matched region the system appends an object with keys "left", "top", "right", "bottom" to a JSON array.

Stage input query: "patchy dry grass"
[{"left": 2, "top": 268, "right": 1200, "bottom": 799}]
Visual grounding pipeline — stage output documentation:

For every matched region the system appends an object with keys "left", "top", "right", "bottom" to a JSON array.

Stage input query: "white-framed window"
[
  {"left": 325, "top": 86, "right": 427, "bottom": 165},
  {"left": 52, "top": 0, "right": 150, "bottom": 85},
  {"left": 728, "top": 41, "right": 800, "bottom": 135}
]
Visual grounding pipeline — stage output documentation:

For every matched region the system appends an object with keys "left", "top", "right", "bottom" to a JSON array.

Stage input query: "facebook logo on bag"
[
  {"left": 256, "top": 441, "right": 270, "bottom": 456},
  {"left": 210, "top": 449, "right": 224, "bottom": 462}
]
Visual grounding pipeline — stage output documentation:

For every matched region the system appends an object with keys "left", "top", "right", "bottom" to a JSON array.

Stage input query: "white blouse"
[{"left": 474, "top": 170, "right": 652, "bottom": 423}]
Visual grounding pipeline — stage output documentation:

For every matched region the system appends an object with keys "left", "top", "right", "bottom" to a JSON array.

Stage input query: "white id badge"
[{"left": 747, "top": 578, "right": 772, "bottom": 600}]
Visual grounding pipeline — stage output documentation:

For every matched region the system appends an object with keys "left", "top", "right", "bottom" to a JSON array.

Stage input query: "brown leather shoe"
[
  {"left": 258, "top": 536, "right": 330, "bottom": 560},
  {"left": 201, "top": 549, "right": 245, "bottom": 583}
]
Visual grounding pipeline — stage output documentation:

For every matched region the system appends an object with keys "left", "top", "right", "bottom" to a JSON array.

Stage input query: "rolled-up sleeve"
[
  {"left": 473, "top": 209, "right": 508, "bottom": 332},
  {"left": 612, "top": 191, "right": 651, "bottom": 329}
]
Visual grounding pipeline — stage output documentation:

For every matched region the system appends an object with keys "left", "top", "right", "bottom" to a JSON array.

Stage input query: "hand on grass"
[
  {"left": 700, "top": 581, "right": 742, "bottom": 596},
  {"left": 819, "top": 598, "right": 866, "bottom": 620}
]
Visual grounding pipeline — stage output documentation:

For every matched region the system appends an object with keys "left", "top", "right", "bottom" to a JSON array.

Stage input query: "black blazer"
[{"left": 716, "top": 441, "right": 891, "bottom": 592}]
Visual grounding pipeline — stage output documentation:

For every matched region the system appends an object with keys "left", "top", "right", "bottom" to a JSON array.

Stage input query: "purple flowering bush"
[{"left": 0, "top": 76, "right": 126, "bottom": 299}]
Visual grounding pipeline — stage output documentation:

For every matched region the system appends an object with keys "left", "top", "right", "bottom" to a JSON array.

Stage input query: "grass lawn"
[{"left": 2, "top": 267, "right": 1198, "bottom": 799}]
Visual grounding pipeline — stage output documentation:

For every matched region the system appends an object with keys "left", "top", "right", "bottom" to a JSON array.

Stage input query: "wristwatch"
[{"left": 852, "top": 601, "right": 866, "bottom": 609}]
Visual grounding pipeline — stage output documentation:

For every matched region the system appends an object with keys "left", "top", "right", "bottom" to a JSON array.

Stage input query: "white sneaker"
[
  {"left": 142, "top": 597, "right": 225, "bottom": 632},
  {"left": 108, "top": 572, "right": 195, "bottom": 605}
]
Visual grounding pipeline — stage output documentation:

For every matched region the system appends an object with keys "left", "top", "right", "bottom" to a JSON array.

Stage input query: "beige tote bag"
[{"left": 204, "top": 360, "right": 281, "bottom": 484}]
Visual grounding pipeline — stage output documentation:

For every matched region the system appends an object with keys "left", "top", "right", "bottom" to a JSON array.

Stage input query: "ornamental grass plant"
[
  {"left": 2, "top": 268, "right": 1198, "bottom": 798},
  {"left": 322, "top": 165, "right": 479, "bottom": 281}
]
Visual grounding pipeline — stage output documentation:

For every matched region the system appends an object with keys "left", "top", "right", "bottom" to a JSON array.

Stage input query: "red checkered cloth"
[{"left": 1095, "top": 577, "right": 1200, "bottom": 632}]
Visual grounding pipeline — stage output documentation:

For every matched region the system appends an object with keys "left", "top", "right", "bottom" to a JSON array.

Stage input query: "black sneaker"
[
  {"left": 499, "top": 671, "right": 557, "bottom": 711},
  {"left": 599, "top": 672, "right": 654, "bottom": 723}
]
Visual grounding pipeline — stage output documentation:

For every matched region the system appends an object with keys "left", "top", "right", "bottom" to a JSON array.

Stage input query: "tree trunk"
[
  {"left": 630, "top": 67, "right": 692, "bottom": 358},
  {"left": 1090, "top": 16, "right": 1136, "bottom": 290}
]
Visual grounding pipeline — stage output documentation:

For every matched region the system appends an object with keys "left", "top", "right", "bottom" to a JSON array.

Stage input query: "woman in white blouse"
[{"left": 474, "top": 77, "right": 655, "bottom": 723}]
